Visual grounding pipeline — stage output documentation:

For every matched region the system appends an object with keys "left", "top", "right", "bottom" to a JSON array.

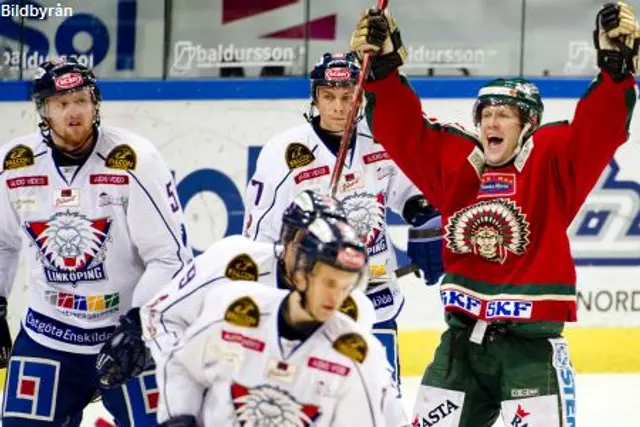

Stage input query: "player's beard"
[{"left": 50, "top": 121, "right": 95, "bottom": 157}]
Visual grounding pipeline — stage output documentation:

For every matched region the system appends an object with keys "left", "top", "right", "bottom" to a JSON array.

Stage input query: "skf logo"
[
  {"left": 510, "top": 404, "right": 530, "bottom": 426},
  {"left": 569, "top": 160, "right": 640, "bottom": 265},
  {"left": 486, "top": 300, "right": 532, "bottom": 320},
  {"left": 412, "top": 400, "right": 460, "bottom": 427},
  {"left": 440, "top": 289, "right": 482, "bottom": 317}
]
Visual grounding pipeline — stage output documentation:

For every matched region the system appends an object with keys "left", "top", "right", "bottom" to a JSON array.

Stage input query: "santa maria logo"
[
  {"left": 231, "top": 382, "right": 321, "bottom": 426},
  {"left": 446, "top": 199, "right": 530, "bottom": 263},
  {"left": 341, "top": 192, "right": 388, "bottom": 256},
  {"left": 24, "top": 211, "right": 113, "bottom": 283}
]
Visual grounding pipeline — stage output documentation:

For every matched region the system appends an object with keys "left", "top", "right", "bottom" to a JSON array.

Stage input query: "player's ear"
[{"left": 292, "top": 270, "right": 308, "bottom": 292}]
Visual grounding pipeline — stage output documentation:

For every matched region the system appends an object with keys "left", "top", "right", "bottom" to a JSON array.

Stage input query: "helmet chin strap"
[{"left": 484, "top": 122, "right": 532, "bottom": 168}]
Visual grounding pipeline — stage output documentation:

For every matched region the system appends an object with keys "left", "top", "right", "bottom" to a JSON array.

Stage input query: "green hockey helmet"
[{"left": 472, "top": 78, "right": 544, "bottom": 130}]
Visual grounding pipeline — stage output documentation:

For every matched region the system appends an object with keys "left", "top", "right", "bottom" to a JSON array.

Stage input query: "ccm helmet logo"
[
  {"left": 324, "top": 67, "right": 351, "bottom": 81},
  {"left": 54, "top": 73, "right": 84, "bottom": 90}
]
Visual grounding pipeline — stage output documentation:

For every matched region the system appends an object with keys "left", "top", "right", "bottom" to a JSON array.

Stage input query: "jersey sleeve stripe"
[
  {"left": 354, "top": 363, "right": 379, "bottom": 427},
  {"left": 106, "top": 158, "right": 187, "bottom": 277},
  {"left": 252, "top": 170, "right": 293, "bottom": 240}
]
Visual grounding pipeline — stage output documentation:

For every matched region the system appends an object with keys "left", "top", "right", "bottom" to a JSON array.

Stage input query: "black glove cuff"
[
  {"left": 369, "top": 54, "right": 403, "bottom": 81},
  {"left": 597, "top": 49, "right": 633, "bottom": 81},
  {"left": 402, "top": 195, "right": 438, "bottom": 226},
  {"left": 0, "top": 296, "right": 7, "bottom": 319}
]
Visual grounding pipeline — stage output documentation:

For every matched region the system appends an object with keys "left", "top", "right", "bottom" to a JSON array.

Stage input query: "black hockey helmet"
[
  {"left": 309, "top": 52, "right": 360, "bottom": 100},
  {"left": 295, "top": 216, "right": 367, "bottom": 287},
  {"left": 280, "top": 190, "right": 348, "bottom": 246},
  {"left": 31, "top": 57, "right": 102, "bottom": 131}
]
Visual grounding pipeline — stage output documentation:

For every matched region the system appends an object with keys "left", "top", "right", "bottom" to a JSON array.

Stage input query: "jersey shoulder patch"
[
  {"left": 285, "top": 142, "right": 315, "bottom": 170},
  {"left": 105, "top": 144, "right": 137, "bottom": 170},
  {"left": 338, "top": 296, "right": 358, "bottom": 322},
  {"left": 224, "top": 296, "right": 260, "bottom": 328},
  {"left": 225, "top": 254, "right": 259, "bottom": 281},
  {"left": 3, "top": 144, "right": 35, "bottom": 170},
  {"left": 333, "top": 332, "right": 368, "bottom": 363}
]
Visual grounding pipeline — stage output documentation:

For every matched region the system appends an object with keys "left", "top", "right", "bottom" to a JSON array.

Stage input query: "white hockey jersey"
[
  {"left": 0, "top": 126, "right": 193, "bottom": 354},
  {"left": 244, "top": 120, "right": 421, "bottom": 322},
  {"left": 141, "top": 234, "right": 375, "bottom": 358},
  {"left": 163, "top": 281, "right": 400, "bottom": 427}
]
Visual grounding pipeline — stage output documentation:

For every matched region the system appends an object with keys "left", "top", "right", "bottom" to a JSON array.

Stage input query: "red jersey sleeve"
[
  {"left": 363, "top": 71, "right": 483, "bottom": 211},
  {"left": 548, "top": 71, "right": 637, "bottom": 220}
]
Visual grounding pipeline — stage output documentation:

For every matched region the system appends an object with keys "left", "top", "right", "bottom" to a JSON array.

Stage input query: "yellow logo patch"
[
  {"left": 285, "top": 143, "right": 315, "bottom": 170},
  {"left": 333, "top": 332, "right": 368, "bottom": 363},
  {"left": 3, "top": 145, "right": 34, "bottom": 170},
  {"left": 224, "top": 296, "right": 260, "bottom": 328},
  {"left": 224, "top": 254, "right": 259, "bottom": 281},
  {"left": 339, "top": 296, "right": 359, "bottom": 321},
  {"left": 105, "top": 144, "right": 137, "bottom": 170}
]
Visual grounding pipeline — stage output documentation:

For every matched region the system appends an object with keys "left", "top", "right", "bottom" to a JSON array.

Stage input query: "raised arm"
[
  {"left": 351, "top": 8, "right": 483, "bottom": 210},
  {"left": 551, "top": 3, "right": 639, "bottom": 219}
]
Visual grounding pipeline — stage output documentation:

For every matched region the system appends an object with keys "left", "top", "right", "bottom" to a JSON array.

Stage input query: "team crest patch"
[
  {"left": 231, "top": 382, "right": 321, "bottom": 426},
  {"left": 224, "top": 296, "right": 260, "bottom": 328},
  {"left": 338, "top": 296, "right": 358, "bottom": 321},
  {"left": 285, "top": 143, "right": 315, "bottom": 170},
  {"left": 333, "top": 333, "right": 368, "bottom": 363},
  {"left": 24, "top": 211, "right": 112, "bottom": 284},
  {"left": 105, "top": 144, "right": 137, "bottom": 170},
  {"left": 3, "top": 145, "right": 35, "bottom": 170},
  {"left": 445, "top": 199, "right": 530, "bottom": 264},
  {"left": 341, "top": 192, "right": 388, "bottom": 256},
  {"left": 225, "top": 254, "right": 259, "bottom": 281}
]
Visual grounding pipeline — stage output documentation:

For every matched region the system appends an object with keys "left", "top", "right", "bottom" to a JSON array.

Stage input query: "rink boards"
[{"left": 0, "top": 78, "right": 639, "bottom": 375}]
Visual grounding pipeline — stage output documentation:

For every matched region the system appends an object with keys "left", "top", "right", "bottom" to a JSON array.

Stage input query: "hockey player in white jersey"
[
  {"left": 244, "top": 52, "right": 444, "bottom": 385},
  {"left": 141, "top": 190, "right": 391, "bottom": 423},
  {"left": 0, "top": 57, "right": 193, "bottom": 426},
  {"left": 143, "top": 190, "right": 374, "bottom": 354},
  {"left": 156, "top": 216, "right": 406, "bottom": 427}
]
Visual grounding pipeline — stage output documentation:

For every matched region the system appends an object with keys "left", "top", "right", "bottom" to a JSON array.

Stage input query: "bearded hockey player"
[
  {"left": 156, "top": 216, "right": 405, "bottom": 427},
  {"left": 243, "top": 51, "right": 445, "bottom": 384},
  {"left": 142, "top": 190, "right": 402, "bottom": 424},
  {"left": 0, "top": 57, "right": 193, "bottom": 426},
  {"left": 350, "top": 2, "right": 639, "bottom": 426}
]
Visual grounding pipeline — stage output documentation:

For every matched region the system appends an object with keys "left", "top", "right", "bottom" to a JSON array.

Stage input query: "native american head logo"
[
  {"left": 24, "top": 211, "right": 112, "bottom": 283},
  {"left": 341, "top": 192, "right": 385, "bottom": 246},
  {"left": 445, "top": 199, "right": 530, "bottom": 264},
  {"left": 231, "top": 382, "right": 321, "bottom": 427}
]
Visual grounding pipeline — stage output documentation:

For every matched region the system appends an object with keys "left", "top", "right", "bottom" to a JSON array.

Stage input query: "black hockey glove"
[
  {"left": 159, "top": 415, "right": 198, "bottom": 427},
  {"left": 0, "top": 296, "right": 12, "bottom": 368},
  {"left": 96, "top": 307, "right": 151, "bottom": 388},
  {"left": 594, "top": 2, "right": 640, "bottom": 81},
  {"left": 350, "top": 8, "right": 407, "bottom": 81}
]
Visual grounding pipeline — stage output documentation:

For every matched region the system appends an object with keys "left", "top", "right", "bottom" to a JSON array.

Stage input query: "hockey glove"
[
  {"left": 404, "top": 197, "right": 444, "bottom": 286},
  {"left": 350, "top": 8, "right": 407, "bottom": 81},
  {"left": 96, "top": 307, "right": 151, "bottom": 388},
  {"left": 594, "top": 2, "right": 640, "bottom": 80},
  {"left": 0, "top": 296, "right": 12, "bottom": 368},
  {"left": 159, "top": 415, "right": 197, "bottom": 427}
]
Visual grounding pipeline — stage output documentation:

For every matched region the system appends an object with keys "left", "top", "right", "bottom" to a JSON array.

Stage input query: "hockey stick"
[{"left": 329, "top": 0, "right": 389, "bottom": 197}]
